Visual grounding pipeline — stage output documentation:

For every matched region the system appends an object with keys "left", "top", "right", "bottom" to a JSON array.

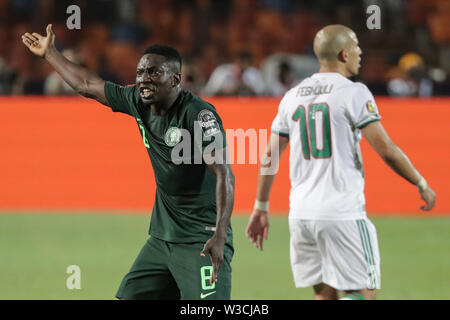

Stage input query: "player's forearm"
[
  {"left": 44, "top": 46, "right": 103, "bottom": 97},
  {"left": 214, "top": 169, "right": 235, "bottom": 241},
  {"left": 255, "top": 171, "right": 277, "bottom": 202},
  {"left": 256, "top": 135, "right": 287, "bottom": 201},
  {"left": 382, "top": 144, "right": 422, "bottom": 185}
]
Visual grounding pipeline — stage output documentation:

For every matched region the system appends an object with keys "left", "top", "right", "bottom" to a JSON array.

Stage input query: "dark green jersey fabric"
[{"left": 104, "top": 82, "right": 232, "bottom": 248}]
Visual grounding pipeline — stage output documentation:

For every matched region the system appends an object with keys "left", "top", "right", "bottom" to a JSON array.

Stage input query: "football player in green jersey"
[{"left": 22, "top": 25, "right": 235, "bottom": 300}]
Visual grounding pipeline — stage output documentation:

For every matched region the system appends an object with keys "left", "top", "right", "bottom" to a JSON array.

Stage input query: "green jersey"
[{"left": 104, "top": 82, "right": 232, "bottom": 248}]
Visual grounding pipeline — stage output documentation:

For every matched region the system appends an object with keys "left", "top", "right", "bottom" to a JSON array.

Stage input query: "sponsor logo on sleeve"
[{"left": 198, "top": 109, "right": 221, "bottom": 137}]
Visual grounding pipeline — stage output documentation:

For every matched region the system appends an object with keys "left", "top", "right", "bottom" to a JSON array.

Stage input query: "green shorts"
[{"left": 116, "top": 236, "right": 233, "bottom": 300}]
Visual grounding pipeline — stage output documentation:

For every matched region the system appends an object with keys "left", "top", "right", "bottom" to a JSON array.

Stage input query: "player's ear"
[
  {"left": 338, "top": 49, "right": 348, "bottom": 63},
  {"left": 172, "top": 73, "right": 181, "bottom": 87}
]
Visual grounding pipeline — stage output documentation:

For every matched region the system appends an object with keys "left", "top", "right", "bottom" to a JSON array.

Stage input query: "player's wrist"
[
  {"left": 212, "top": 230, "right": 227, "bottom": 243},
  {"left": 254, "top": 200, "right": 269, "bottom": 212},
  {"left": 43, "top": 45, "right": 57, "bottom": 60},
  {"left": 417, "top": 177, "right": 428, "bottom": 192}
]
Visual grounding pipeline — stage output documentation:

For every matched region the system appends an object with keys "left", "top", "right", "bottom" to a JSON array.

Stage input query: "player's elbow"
[
  {"left": 74, "top": 80, "right": 89, "bottom": 97},
  {"left": 75, "top": 79, "right": 95, "bottom": 98}
]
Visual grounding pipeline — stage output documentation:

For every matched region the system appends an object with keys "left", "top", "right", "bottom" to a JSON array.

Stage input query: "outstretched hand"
[
  {"left": 21, "top": 24, "right": 55, "bottom": 58},
  {"left": 245, "top": 209, "right": 269, "bottom": 251}
]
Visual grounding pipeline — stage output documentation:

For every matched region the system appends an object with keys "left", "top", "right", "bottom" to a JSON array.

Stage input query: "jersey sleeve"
[
  {"left": 271, "top": 94, "right": 290, "bottom": 137},
  {"left": 349, "top": 83, "right": 382, "bottom": 129},
  {"left": 187, "top": 102, "right": 228, "bottom": 155},
  {"left": 104, "top": 81, "right": 137, "bottom": 116}
]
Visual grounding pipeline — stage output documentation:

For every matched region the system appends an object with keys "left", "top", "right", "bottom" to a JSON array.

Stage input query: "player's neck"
[
  {"left": 318, "top": 63, "right": 350, "bottom": 78},
  {"left": 151, "top": 89, "right": 182, "bottom": 116}
]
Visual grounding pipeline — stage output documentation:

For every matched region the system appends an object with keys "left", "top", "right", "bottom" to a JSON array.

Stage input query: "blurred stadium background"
[
  {"left": 1, "top": 0, "right": 450, "bottom": 96},
  {"left": 0, "top": 0, "right": 449, "bottom": 300}
]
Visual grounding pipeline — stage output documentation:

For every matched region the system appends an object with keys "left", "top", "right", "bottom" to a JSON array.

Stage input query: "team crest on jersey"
[
  {"left": 366, "top": 101, "right": 376, "bottom": 113},
  {"left": 164, "top": 127, "right": 182, "bottom": 147},
  {"left": 198, "top": 109, "right": 220, "bottom": 137}
]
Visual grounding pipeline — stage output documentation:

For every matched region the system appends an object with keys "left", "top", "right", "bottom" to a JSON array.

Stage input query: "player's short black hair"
[{"left": 144, "top": 44, "right": 182, "bottom": 72}]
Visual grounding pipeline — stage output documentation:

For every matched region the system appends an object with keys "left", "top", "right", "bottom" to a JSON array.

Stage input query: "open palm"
[{"left": 21, "top": 24, "right": 54, "bottom": 57}]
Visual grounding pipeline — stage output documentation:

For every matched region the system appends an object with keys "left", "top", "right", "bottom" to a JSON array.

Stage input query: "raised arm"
[
  {"left": 362, "top": 121, "right": 436, "bottom": 211},
  {"left": 21, "top": 24, "right": 108, "bottom": 105},
  {"left": 246, "top": 133, "right": 289, "bottom": 250}
]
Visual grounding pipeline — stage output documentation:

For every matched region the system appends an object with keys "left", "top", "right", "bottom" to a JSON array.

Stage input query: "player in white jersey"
[{"left": 246, "top": 25, "right": 436, "bottom": 300}]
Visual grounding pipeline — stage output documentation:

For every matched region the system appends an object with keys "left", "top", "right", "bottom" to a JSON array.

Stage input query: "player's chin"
[
  {"left": 140, "top": 96, "right": 155, "bottom": 105},
  {"left": 351, "top": 66, "right": 360, "bottom": 77}
]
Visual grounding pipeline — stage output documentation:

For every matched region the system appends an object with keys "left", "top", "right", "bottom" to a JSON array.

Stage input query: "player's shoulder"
[
  {"left": 104, "top": 81, "right": 140, "bottom": 105},
  {"left": 343, "top": 79, "right": 372, "bottom": 96},
  {"left": 184, "top": 90, "right": 215, "bottom": 109},
  {"left": 181, "top": 91, "right": 218, "bottom": 117},
  {"left": 275, "top": 78, "right": 312, "bottom": 112},
  {"left": 339, "top": 80, "right": 377, "bottom": 115},
  {"left": 352, "top": 81, "right": 371, "bottom": 92},
  {"left": 277, "top": 75, "right": 316, "bottom": 105},
  {"left": 280, "top": 82, "right": 303, "bottom": 102},
  {"left": 106, "top": 81, "right": 137, "bottom": 91}
]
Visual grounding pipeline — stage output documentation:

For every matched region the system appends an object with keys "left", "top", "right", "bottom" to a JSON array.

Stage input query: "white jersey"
[{"left": 271, "top": 72, "right": 381, "bottom": 220}]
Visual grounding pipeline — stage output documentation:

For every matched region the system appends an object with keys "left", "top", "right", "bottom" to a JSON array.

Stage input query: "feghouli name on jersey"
[{"left": 296, "top": 84, "right": 333, "bottom": 97}]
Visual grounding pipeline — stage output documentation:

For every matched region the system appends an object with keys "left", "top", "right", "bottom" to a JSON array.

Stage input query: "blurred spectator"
[
  {"left": 181, "top": 61, "right": 203, "bottom": 94},
  {"left": 44, "top": 49, "right": 80, "bottom": 95},
  {"left": 387, "top": 52, "right": 433, "bottom": 97},
  {"left": 8, "top": 23, "right": 46, "bottom": 95},
  {"left": 270, "top": 61, "right": 294, "bottom": 96},
  {"left": 261, "top": 54, "right": 320, "bottom": 96},
  {"left": 0, "top": 57, "right": 15, "bottom": 94},
  {"left": 265, "top": 60, "right": 294, "bottom": 96},
  {"left": 0, "top": 0, "right": 448, "bottom": 96},
  {"left": 104, "top": 42, "right": 139, "bottom": 85},
  {"left": 202, "top": 50, "right": 266, "bottom": 96},
  {"left": 358, "top": 53, "right": 390, "bottom": 95}
]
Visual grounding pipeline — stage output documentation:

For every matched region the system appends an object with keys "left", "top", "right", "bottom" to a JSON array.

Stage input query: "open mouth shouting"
[{"left": 139, "top": 85, "right": 156, "bottom": 100}]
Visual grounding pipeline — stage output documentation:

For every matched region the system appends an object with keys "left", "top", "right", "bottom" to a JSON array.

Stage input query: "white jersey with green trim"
[{"left": 271, "top": 72, "right": 381, "bottom": 220}]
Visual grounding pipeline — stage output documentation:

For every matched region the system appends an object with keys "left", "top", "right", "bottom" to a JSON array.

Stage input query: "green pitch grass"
[{"left": 0, "top": 213, "right": 449, "bottom": 300}]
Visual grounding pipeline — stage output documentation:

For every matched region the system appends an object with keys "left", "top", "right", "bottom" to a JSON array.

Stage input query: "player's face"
[
  {"left": 136, "top": 54, "right": 176, "bottom": 105},
  {"left": 346, "top": 32, "right": 362, "bottom": 76}
]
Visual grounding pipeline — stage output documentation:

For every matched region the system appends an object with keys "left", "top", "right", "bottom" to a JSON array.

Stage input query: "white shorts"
[{"left": 289, "top": 218, "right": 381, "bottom": 291}]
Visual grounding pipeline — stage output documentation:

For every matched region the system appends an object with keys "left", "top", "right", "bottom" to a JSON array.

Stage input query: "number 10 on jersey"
[{"left": 292, "top": 103, "right": 332, "bottom": 159}]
